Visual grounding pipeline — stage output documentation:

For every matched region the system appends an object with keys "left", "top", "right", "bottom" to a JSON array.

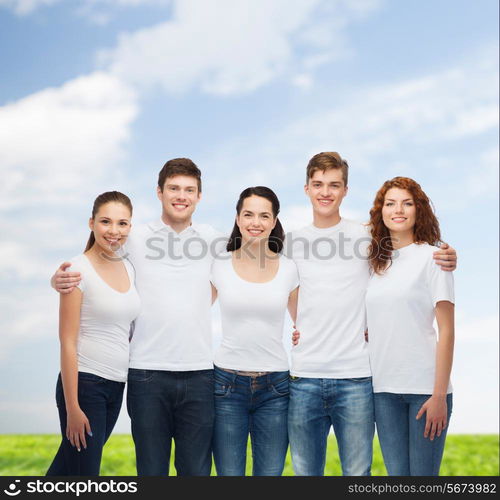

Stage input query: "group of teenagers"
[{"left": 46, "top": 152, "right": 457, "bottom": 477}]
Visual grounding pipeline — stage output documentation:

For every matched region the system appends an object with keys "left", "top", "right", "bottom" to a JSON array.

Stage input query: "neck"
[
  {"left": 312, "top": 211, "right": 341, "bottom": 229},
  {"left": 86, "top": 244, "right": 117, "bottom": 262},
  {"left": 162, "top": 213, "right": 192, "bottom": 233},
  {"left": 235, "top": 240, "right": 276, "bottom": 264},
  {"left": 390, "top": 230, "right": 415, "bottom": 250}
]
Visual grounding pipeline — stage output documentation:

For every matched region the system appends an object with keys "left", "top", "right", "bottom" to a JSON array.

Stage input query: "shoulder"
[
  {"left": 342, "top": 218, "right": 370, "bottom": 237},
  {"left": 66, "top": 254, "right": 88, "bottom": 273}
]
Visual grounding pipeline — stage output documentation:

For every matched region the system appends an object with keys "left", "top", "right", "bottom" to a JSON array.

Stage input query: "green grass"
[{"left": 1, "top": 434, "right": 498, "bottom": 476}]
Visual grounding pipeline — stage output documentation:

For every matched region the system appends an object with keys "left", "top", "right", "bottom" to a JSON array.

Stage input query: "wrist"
[{"left": 432, "top": 392, "right": 447, "bottom": 400}]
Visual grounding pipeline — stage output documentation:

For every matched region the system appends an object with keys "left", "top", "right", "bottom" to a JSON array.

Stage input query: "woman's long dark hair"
[
  {"left": 84, "top": 191, "right": 133, "bottom": 252},
  {"left": 226, "top": 186, "right": 285, "bottom": 253}
]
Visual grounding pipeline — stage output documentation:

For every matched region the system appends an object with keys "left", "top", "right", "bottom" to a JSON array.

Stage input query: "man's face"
[
  {"left": 157, "top": 175, "right": 201, "bottom": 224},
  {"left": 304, "top": 169, "right": 348, "bottom": 218}
]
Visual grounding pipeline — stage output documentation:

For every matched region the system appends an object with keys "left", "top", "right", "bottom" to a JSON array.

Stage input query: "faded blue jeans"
[
  {"left": 374, "top": 392, "right": 453, "bottom": 476},
  {"left": 288, "top": 376, "right": 375, "bottom": 476},
  {"left": 127, "top": 368, "right": 214, "bottom": 476},
  {"left": 212, "top": 366, "right": 290, "bottom": 476}
]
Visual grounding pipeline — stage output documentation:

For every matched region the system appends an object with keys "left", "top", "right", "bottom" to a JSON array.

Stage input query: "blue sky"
[{"left": 0, "top": 0, "right": 498, "bottom": 434}]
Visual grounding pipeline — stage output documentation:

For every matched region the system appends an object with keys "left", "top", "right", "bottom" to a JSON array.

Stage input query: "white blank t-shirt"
[
  {"left": 69, "top": 254, "right": 141, "bottom": 382},
  {"left": 211, "top": 253, "right": 299, "bottom": 372},
  {"left": 365, "top": 243, "right": 454, "bottom": 394},
  {"left": 287, "top": 219, "right": 372, "bottom": 378}
]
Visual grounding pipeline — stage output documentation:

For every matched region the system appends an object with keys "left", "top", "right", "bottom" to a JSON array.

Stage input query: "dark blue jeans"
[
  {"left": 127, "top": 368, "right": 214, "bottom": 476},
  {"left": 46, "top": 372, "right": 125, "bottom": 476},
  {"left": 374, "top": 392, "right": 453, "bottom": 476},
  {"left": 212, "top": 366, "right": 290, "bottom": 476}
]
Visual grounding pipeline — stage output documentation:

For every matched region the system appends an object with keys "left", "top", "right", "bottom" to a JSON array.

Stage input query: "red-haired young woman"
[{"left": 365, "top": 177, "right": 455, "bottom": 476}]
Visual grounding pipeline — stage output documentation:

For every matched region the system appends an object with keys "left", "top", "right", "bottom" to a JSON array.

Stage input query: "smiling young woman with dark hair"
[{"left": 210, "top": 186, "right": 299, "bottom": 476}]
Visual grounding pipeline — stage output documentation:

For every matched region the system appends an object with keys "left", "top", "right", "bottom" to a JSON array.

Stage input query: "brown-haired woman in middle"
[
  {"left": 210, "top": 186, "right": 299, "bottom": 476},
  {"left": 47, "top": 191, "right": 141, "bottom": 476},
  {"left": 365, "top": 177, "right": 455, "bottom": 476}
]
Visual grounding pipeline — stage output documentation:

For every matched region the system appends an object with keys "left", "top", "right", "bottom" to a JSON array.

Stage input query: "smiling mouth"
[
  {"left": 392, "top": 217, "right": 407, "bottom": 222},
  {"left": 247, "top": 229, "right": 263, "bottom": 235},
  {"left": 172, "top": 203, "right": 189, "bottom": 209},
  {"left": 318, "top": 199, "right": 333, "bottom": 206}
]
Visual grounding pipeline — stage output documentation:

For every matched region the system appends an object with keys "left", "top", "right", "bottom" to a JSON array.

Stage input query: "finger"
[
  {"left": 60, "top": 287, "right": 76, "bottom": 295},
  {"left": 80, "top": 430, "right": 87, "bottom": 450},
  {"left": 74, "top": 433, "right": 81, "bottom": 452},
  {"left": 429, "top": 421, "right": 437, "bottom": 441},
  {"left": 424, "top": 418, "right": 431, "bottom": 438},
  {"left": 59, "top": 262, "right": 73, "bottom": 272},
  {"left": 85, "top": 419, "right": 92, "bottom": 437},
  {"left": 415, "top": 406, "right": 425, "bottom": 420},
  {"left": 436, "top": 421, "right": 443, "bottom": 437},
  {"left": 440, "top": 243, "right": 449, "bottom": 250}
]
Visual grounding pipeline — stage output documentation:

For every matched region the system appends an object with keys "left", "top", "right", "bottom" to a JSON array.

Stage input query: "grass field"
[{"left": 1, "top": 434, "right": 498, "bottom": 476}]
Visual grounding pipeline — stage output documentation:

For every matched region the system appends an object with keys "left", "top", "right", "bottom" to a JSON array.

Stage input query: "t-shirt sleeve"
[
  {"left": 286, "top": 258, "right": 300, "bottom": 292},
  {"left": 427, "top": 255, "right": 455, "bottom": 307},
  {"left": 67, "top": 259, "right": 85, "bottom": 293}
]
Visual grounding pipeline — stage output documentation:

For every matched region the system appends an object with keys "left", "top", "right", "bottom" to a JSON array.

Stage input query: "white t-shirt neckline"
[
  {"left": 82, "top": 253, "right": 133, "bottom": 295},
  {"left": 230, "top": 252, "right": 282, "bottom": 285}
]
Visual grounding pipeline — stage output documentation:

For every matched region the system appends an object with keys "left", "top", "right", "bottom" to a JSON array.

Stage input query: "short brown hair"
[
  {"left": 158, "top": 158, "right": 202, "bottom": 192},
  {"left": 306, "top": 152, "right": 349, "bottom": 186}
]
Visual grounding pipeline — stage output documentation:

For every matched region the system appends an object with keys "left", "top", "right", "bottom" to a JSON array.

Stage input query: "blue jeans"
[
  {"left": 127, "top": 368, "right": 214, "bottom": 476},
  {"left": 46, "top": 372, "right": 124, "bottom": 476},
  {"left": 374, "top": 392, "right": 453, "bottom": 476},
  {"left": 212, "top": 366, "right": 290, "bottom": 476},
  {"left": 288, "top": 376, "right": 375, "bottom": 476}
]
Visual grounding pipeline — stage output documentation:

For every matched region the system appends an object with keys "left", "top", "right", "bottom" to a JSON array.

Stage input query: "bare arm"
[
  {"left": 211, "top": 283, "right": 218, "bottom": 305},
  {"left": 416, "top": 300, "right": 455, "bottom": 439},
  {"left": 59, "top": 289, "right": 91, "bottom": 450},
  {"left": 287, "top": 287, "right": 299, "bottom": 324},
  {"left": 51, "top": 262, "right": 82, "bottom": 294},
  {"left": 433, "top": 243, "right": 457, "bottom": 272}
]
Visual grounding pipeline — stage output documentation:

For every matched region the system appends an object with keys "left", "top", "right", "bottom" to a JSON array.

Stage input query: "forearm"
[
  {"left": 433, "top": 328, "right": 454, "bottom": 397},
  {"left": 60, "top": 343, "right": 80, "bottom": 411}
]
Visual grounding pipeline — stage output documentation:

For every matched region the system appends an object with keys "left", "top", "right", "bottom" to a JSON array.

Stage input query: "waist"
[{"left": 219, "top": 367, "right": 272, "bottom": 377}]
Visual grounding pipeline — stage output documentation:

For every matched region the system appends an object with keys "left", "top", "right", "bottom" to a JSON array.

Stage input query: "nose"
[
  {"left": 107, "top": 223, "right": 120, "bottom": 234},
  {"left": 394, "top": 203, "right": 404, "bottom": 214}
]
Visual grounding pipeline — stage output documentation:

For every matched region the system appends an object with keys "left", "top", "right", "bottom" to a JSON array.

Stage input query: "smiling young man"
[
  {"left": 287, "top": 152, "right": 457, "bottom": 476},
  {"left": 52, "top": 158, "right": 224, "bottom": 476}
]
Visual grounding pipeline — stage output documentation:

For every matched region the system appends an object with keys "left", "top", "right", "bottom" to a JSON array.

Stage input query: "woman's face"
[
  {"left": 236, "top": 195, "right": 277, "bottom": 246},
  {"left": 89, "top": 201, "right": 132, "bottom": 253},
  {"left": 382, "top": 188, "right": 416, "bottom": 235}
]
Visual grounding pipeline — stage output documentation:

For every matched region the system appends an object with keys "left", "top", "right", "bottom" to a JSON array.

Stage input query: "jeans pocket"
[
  {"left": 127, "top": 369, "right": 155, "bottom": 383},
  {"left": 271, "top": 376, "right": 290, "bottom": 396},
  {"left": 214, "top": 381, "right": 231, "bottom": 398},
  {"left": 346, "top": 376, "right": 372, "bottom": 383},
  {"left": 78, "top": 371, "right": 106, "bottom": 384}
]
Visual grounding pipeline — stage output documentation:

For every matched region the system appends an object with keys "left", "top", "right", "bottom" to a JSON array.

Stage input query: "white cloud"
[
  {"left": 98, "top": 0, "right": 382, "bottom": 96},
  {"left": 0, "top": 71, "right": 138, "bottom": 211}
]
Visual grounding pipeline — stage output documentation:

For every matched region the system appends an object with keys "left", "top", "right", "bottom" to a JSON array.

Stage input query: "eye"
[{"left": 120, "top": 221, "right": 129, "bottom": 226}]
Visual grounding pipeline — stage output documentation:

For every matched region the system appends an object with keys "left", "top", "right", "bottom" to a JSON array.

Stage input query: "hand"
[
  {"left": 66, "top": 407, "right": 92, "bottom": 451},
  {"left": 364, "top": 329, "right": 369, "bottom": 342},
  {"left": 415, "top": 395, "right": 448, "bottom": 441},
  {"left": 52, "top": 262, "right": 81, "bottom": 294},
  {"left": 433, "top": 243, "right": 457, "bottom": 272},
  {"left": 292, "top": 325, "right": 300, "bottom": 346}
]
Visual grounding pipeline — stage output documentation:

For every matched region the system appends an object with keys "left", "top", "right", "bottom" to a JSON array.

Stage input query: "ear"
[
  {"left": 88, "top": 218, "right": 94, "bottom": 231},
  {"left": 344, "top": 185, "right": 349, "bottom": 196},
  {"left": 304, "top": 183, "right": 309, "bottom": 196},
  {"left": 156, "top": 186, "right": 162, "bottom": 201}
]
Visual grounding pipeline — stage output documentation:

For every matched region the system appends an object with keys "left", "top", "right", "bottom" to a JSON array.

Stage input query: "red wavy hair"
[{"left": 368, "top": 177, "right": 441, "bottom": 275}]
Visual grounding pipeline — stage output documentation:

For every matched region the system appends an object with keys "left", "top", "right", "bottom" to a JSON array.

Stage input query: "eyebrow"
[
  {"left": 98, "top": 217, "right": 129, "bottom": 221},
  {"left": 385, "top": 198, "right": 413, "bottom": 202},
  {"left": 242, "top": 210, "right": 272, "bottom": 216},
  {"left": 167, "top": 183, "right": 196, "bottom": 189}
]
